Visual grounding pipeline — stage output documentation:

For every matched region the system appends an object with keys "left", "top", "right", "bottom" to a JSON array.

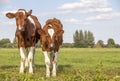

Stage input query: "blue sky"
[{"left": 0, "top": 0, "right": 120, "bottom": 44}]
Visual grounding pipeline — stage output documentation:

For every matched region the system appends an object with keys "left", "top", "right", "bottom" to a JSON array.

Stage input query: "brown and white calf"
[
  {"left": 39, "top": 18, "right": 64, "bottom": 77},
  {"left": 6, "top": 9, "right": 41, "bottom": 74}
]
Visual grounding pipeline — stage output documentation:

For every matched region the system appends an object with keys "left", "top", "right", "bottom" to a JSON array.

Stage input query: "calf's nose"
[
  {"left": 50, "top": 43, "right": 54, "bottom": 48},
  {"left": 18, "top": 26, "right": 25, "bottom": 31}
]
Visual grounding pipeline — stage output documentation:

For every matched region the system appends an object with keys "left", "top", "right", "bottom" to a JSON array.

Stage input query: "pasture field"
[{"left": 0, "top": 48, "right": 120, "bottom": 81}]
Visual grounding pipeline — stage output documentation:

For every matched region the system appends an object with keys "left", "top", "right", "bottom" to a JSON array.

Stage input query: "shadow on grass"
[
  {"left": 0, "top": 65, "right": 18, "bottom": 70},
  {"left": 35, "top": 64, "right": 72, "bottom": 76},
  {"left": 35, "top": 64, "right": 72, "bottom": 73},
  {"left": 0, "top": 64, "right": 72, "bottom": 71}
]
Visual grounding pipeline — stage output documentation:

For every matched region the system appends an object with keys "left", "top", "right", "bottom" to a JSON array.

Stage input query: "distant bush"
[
  {"left": 0, "top": 38, "right": 13, "bottom": 48},
  {"left": 62, "top": 43, "right": 73, "bottom": 48}
]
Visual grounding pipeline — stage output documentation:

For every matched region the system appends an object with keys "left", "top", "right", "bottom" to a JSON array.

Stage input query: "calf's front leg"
[
  {"left": 43, "top": 51, "right": 50, "bottom": 77},
  {"left": 28, "top": 47, "right": 35, "bottom": 74},
  {"left": 52, "top": 52, "right": 58, "bottom": 77},
  {"left": 19, "top": 47, "right": 25, "bottom": 73}
]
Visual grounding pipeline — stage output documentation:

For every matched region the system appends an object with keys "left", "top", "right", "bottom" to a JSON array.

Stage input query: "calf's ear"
[
  {"left": 38, "top": 29, "right": 46, "bottom": 36},
  {"left": 6, "top": 13, "right": 15, "bottom": 19},
  {"left": 56, "top": 30, "right": 64, "bottom": 36},
  {"left": 27, "top": 10, "right": 32, "bottom": 17}
]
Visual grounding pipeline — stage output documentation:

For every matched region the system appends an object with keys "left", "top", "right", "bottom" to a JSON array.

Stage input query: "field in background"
[{"left": 0, "top": 48, "right": 120, "bottom": 81}]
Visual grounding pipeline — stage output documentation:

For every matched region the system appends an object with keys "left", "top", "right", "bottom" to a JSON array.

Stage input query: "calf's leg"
[
  {"left": 43, "top": 51, "right": 50, "bottom": 77},
  {"left": 50, "top": 51, "right": 54, "bottom": 68},
  {"left": 32, "top": 48, "right": 35, "bottom": 68},
  {"left": 28, "top": 47, "right": 35, "bottom": 74},
  {"left": 52, "top": 52, "right": 58, "bottom": 77},
  {"left": 25, "top": 48, "right": 29, "bottom": 68},
  {"left": 19, "top": 47, "right": 26, "bottom": 73}
]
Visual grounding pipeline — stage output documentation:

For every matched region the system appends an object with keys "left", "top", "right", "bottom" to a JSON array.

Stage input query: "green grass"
[{"left": 0, "top": 48, "right": 120, "bottom": 81}]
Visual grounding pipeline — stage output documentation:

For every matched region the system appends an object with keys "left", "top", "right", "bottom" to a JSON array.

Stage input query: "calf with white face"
[
  {"left": 39, "top": 21, "right": 64, "bottom": 77},
  {"left": 6, "top": 9, "right": 41, "bottom": 74}
]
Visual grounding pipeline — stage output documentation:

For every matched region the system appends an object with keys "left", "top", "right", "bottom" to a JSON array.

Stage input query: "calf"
[
  {"left": 6, "top": 9, "right": 41, "bottom": 74},
  {"left": 39, "top": 18, "right": 64, "bottom": 77}
]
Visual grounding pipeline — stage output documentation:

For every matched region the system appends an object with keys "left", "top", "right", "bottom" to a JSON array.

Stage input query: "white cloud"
[
  {"left": 36, "top": 10, "right": 72, "bottom": 17},
  {"left": 77, "top": 8, "right": 112, "bottom": 13},
  {"left": 58, "top": 0, "right": 111, "bottom": 13},
  {"left": 86, "top": 12, "right": 120, "bottom": 21},
  {"left": 57, "top": 0, "right": 120, "bottom": 25},
  {"left": 59, "top": 0, "right": 109, "bottom": 9},
  {"left": 0, "top": 6, "right": 18, "bottom": 16},
  {"left": 64, "top": 18, "right": 81, "bottom": 24},
  {"left": 64, "top": 18, "right": 91, "bottom": 25},
  {"left": 58, "top": 2, "right": 81, "bottom": 10},
  {"left": 63, "top": 12, "right": 120, "bottom": 25},
  {"left": 0, "top": 0, "right": 10, "bottom": 3},
  {"left": 0, "top": 21, "right": 15, "bottom": 26},
  {"left": 0, "top": 10, "right": 16, "bottom": 27}
]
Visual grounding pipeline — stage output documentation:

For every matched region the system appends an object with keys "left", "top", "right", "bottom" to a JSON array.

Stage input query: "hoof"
[
  {"left": 19, "top": 71, "right": 24, "bottom": 74},
  {"left": 52, "top": 73, "right": 56, "bottom": 77},
  {"left": 29, "top": 72, "right": 34, "bottom": 75},
  {"left": 46, "top": 74, "right": 50, "bottom": 77},
  {"left": 20, "top": 69, "right": 24, "bottom": 74},
  {"left": 25, "top": 66, "right": 29, "bottom": 68}
]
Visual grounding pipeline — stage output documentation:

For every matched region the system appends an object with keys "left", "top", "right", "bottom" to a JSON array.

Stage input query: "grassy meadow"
[{"left": 0, "top": 48, "right": 120, "bottom": 81}]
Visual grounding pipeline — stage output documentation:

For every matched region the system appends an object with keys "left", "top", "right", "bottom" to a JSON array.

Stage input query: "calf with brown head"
[
  {"left": 6, "top": 9, "right": 41, "bottom": 74},
  {"left": 39, "top": 18, "right": 64, "bottom": 77}
]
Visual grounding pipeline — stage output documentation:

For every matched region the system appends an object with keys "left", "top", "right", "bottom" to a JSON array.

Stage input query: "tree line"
[
  {"left": 69, "top": 29, "right": 120, "bottom": 48},
  {"left": 0, "top": 37, "right": 41, "bottom": 48},
  {"left": 73, "top": 30, "right": 94, "bottom": 48},
  {"left": 0, "top": 29, "right": 120, "bottom": 48}
]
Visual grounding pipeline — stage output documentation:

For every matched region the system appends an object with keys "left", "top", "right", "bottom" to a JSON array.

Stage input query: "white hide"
[
  {"left": 28, "top": 47, "right": 35, "bottom": 74},
  {"left": 43, "top": 51, "right": 58, "bottom": 77},
  {"left": 17, "top": 10, "right": 25, "bottom": 31},
  {"left": 43, "top": 51, "right": 50, "bottom": 77},
  {"left": 18, "top": 10, "right": 25, "bottom": 15},
  {"left": 48, "top": 28, "right": 54, "bottom": 39},
  {"left": 52, "top": 52, "right": 58, "bottom": 76},
  {"left": 19, "top": 47, "right": 35, "bottom": 74},
  {"left": 48, "top": 24, "right": 52, "bottom": 27},
  {"left": 19, "top": 47, "right": 26, "bottom": 73},
  {"left": 28, "top": 16, "right": 36, "bottom": 29},
  {"left": 18, "top": 25, "right": 23, "bottom": 30}
]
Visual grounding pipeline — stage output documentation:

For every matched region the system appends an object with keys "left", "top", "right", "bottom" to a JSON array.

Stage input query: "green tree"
[
  {"left": 87, "top": 31, "right": 94, "bottom": 48},
  {"left": 83, "top": 30, "right": 88, "bottom": 48},
  {"left": 107, "top": 38, "right": 115, "bottom": 48},
  {"left": 0, "top": 38, "right": 12, "bottom": 48},
  {"left": 73, "top": 30, "right": 80, "bottom": 47},
  {"left": 115, "top": 44, "right": 120, "bottom": 48},
  {"left": 13, "top": 37, "right": 18, "bottom": 48},
  {"left": 79, "top": 30, "right": 84, "bottom": 47},
  {"left": 95, "top": 40, "right": 104, "bottom": 48},
  {"left": 62, "top": 43, "right": 73, "bottom": 48},
  {"left": 73, "top": 30, "right": 95, "bottom": 48}
]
